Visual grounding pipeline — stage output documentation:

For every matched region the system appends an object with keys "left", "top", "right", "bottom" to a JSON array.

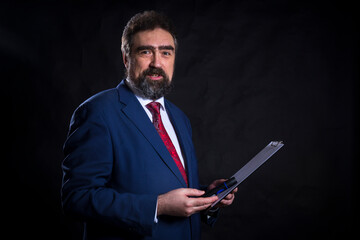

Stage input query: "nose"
[{"left": 149, "top": 51, "right": 162, "bottom": 68}]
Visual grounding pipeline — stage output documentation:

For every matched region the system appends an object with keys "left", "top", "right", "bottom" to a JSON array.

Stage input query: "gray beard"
[{"left": 127, "top": 68, "right": 173, "bottom": 100}]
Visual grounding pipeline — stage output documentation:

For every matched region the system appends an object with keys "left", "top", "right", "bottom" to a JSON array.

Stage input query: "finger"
[
  {"left": 191, "top": 195, "right": 218, "bottom": 207},
  {"left": 214, "top": 179, "right": 227, "bottom": 184},
  {"left": 224, "top": 193, "right": 234, "bottom": 200},
  {"left": 221, "top": 196, "right": 233, "bottom": 204},
  {"left": 216, "top": 200, "right": 230, "bottom": 208},
  {"left": 219, "top": 195, "right": 235, "bottom": 207},
  {"left": 202, "top": 195, "right": 219, "bottom": 204},
  {"left": 192, "top": 198, "right": 218, "bottom": 211},
  {"left": 184, "top": 188, "right": 205, "bottom": 197},
  {"left": 208, "top": 179, "right": 227, "bottom": 190},
  {"left": 192, "top": 203, "right": 213, "bottom": 212}
]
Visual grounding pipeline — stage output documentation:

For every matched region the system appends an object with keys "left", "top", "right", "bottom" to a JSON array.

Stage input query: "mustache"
[
  {"left": 142, "top": 67, "right": 167, "bottom": 78},
  {"left": 130, "top": 66, "right": 173, "bottom": 100}
]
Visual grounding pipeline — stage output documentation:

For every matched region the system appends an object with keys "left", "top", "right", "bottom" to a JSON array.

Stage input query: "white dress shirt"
[
  {"left": 135, "top": 96, "right": 186, "bottom": 169},
  {"left": 126, "top": 80, "right": 186, "bottom": 168},
  {"left": 125, "top": 80, "right": 186, "bottom": 223}
]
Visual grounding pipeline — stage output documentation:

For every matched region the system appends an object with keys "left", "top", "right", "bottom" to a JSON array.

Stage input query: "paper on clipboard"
[{"left": 204, "top": 141, "right": 284, "bottom": 210}]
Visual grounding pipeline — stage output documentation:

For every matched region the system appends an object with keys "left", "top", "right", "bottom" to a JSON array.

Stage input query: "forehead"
[{"left": 132, "top": 28, "right": 175, "bottom": 49}]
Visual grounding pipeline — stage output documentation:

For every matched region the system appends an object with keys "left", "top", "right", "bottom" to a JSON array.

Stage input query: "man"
[{"left": 62, "top": 11, "right": 236, "bottom": 240}]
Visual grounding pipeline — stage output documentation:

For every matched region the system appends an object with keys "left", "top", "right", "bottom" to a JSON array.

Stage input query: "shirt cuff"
[{"left": 154, "top": 199, "right": 159, "bottom": 223}]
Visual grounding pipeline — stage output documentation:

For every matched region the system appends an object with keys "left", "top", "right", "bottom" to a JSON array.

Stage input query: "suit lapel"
[{"left": 117, "top": 81, "right": 187, "bottom": 187}]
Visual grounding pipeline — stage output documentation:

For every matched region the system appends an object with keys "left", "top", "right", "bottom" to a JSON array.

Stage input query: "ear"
[{"left": 122, "top": 52, "right": 129, "bottom": 69}]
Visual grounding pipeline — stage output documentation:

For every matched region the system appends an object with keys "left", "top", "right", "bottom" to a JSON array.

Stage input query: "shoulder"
[
  {"left": 75, "top": 80, "right": 134, "bottom": 113},
  {"left": 80, "top": 88, "right": 119, "bottom": 111},
  {"left": 68, "top": 88, "right": 120, "bottom": 130}
]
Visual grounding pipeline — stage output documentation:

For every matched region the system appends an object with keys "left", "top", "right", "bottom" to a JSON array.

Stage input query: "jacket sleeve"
[{"left": 61, "top": 102, "right": 157, "bottom": 237}]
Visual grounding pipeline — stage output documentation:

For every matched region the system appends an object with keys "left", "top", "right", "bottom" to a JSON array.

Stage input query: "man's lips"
[{"left": 147, "top": 74, "right": 163, "bottom": 80}]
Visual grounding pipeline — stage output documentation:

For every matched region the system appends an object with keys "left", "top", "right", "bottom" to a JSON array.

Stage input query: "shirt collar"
[{"left": 136, "top": 95, "right": 165, "bottom": 111}]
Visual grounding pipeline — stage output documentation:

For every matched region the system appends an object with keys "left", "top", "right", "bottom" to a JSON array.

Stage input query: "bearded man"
[{"left": 61, "top": 11, "right": 236, "bottom": 240}]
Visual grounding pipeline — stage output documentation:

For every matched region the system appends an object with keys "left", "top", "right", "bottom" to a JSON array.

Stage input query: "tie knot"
[{"left": 146, "top": 102, "right": 161, "bottom": 116}]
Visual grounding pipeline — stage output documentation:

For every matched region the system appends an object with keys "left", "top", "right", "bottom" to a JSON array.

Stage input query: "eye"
[
  {"left": 140, "top": 50, "right": 151, "bottom": 55},
  {"left": 162, "top": 51, "right": 172, "bottom": 56}
]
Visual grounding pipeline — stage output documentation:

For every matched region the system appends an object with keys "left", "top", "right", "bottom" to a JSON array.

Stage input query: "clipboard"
[{"left": 202, "top": 141, "right": 284, "bottom": 211}]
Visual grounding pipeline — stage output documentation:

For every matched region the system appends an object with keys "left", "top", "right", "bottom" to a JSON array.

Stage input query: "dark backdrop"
[{"left": 1, "top": 0, "right": 358, "bottom": 239}]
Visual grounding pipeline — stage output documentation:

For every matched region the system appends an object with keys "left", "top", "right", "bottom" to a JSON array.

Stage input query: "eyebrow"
[{"left": 135, "top": 45, "right": 175, "bottom": 52}]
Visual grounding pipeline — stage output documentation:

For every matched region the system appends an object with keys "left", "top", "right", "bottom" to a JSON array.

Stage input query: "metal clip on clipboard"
[{"left": 201, "top": 141, "right": 284, "bottom": 212}]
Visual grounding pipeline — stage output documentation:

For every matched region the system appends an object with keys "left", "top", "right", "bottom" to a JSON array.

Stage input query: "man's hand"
[
  {"left": 208, "top": 179, "right": 238, "bottom": 208},
  {"left": 157, "top": 188, "right": 218, "bottom": 217}
]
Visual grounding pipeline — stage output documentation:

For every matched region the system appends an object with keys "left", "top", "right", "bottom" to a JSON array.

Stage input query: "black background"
[{"left": 1, "top": 0, "right": 358, "bottom": 239}]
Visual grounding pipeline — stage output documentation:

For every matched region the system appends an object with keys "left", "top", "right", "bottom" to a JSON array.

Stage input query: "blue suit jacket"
[{"left": 62, "top": 81, "right": 205, "bottom": 239}]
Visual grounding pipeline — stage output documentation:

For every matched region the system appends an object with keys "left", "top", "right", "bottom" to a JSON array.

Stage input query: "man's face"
[{"left": 124, "top": 28, "right": 176, "bottom": 99}]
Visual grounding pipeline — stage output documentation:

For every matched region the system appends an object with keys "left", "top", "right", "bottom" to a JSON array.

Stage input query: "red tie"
[{"left": 146, "top": 102, "right": 188, "bottom": 186}]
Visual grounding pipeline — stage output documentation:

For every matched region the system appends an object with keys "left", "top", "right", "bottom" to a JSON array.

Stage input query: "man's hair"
[{"left": 121, "top": 10, "right": 177, "bottom": 56}]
